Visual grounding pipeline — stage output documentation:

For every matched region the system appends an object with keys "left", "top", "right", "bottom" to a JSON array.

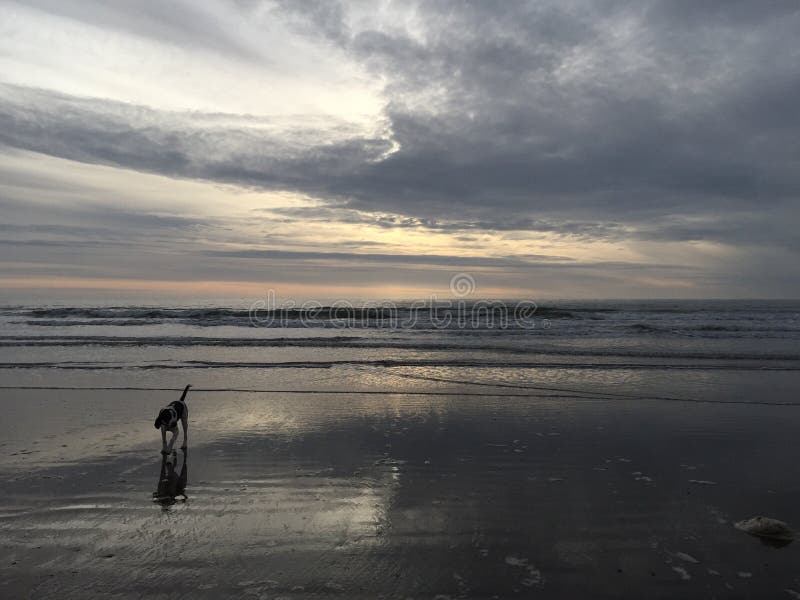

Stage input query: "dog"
[{"left": 154, "top": 384, "right": 191, "bottom": 454}]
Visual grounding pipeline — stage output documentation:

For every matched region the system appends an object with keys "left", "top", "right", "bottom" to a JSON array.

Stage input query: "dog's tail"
[{"left": 179, "top": 384, "right": 192, "bottom": 402}]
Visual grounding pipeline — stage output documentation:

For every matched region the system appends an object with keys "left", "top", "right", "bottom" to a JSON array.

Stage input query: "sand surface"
[{"left": 2, "top": 385, "right": 800, "bottom": 598}]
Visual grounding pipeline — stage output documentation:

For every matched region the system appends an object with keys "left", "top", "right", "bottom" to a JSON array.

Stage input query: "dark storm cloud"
[
  {"left": 329, "top": 0, "right": 800, "bottom": 224},
  {"left": 1, "top": 0, "right": 799, "bottom": 252},
  {"left": 292, "top": 0, "right": 799, "bottom": 219}
]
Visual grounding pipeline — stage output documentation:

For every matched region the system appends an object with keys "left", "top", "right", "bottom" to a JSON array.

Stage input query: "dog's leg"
[
  {"left": 161, "top": 427, "right": 168, "bottom": 454},
  {"left": 180, "top": 414, "right": 188, "bottom": 450},
  {"left": 166, "top": 429, "right": 178, "bottom": 453}
]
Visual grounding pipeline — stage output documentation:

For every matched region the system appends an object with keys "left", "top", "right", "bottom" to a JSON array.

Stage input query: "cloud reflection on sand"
[{"left": 2, "top": 384, "right": 800, "bottom": 598}]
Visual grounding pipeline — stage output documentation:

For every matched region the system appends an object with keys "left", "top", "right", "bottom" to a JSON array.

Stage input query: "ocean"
[{"left": 1, "top": 299, "right": 799, "bottom": 402}]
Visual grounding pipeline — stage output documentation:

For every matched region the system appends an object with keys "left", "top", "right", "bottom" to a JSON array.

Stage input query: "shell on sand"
[{"left": 734, "top": 516, "right": 794, "bottom": 541}]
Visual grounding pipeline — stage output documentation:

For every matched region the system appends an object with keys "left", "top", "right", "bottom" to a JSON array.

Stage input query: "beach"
[
  {"left": 3, "top": 1, "right": 798, "bottom": 595},
  {"left": 1, "top": 301, "right": 800, "bottom": 598}
]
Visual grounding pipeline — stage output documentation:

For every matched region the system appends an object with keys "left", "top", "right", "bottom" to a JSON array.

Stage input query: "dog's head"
[{"left": 154, "top": 408, "right": 173, "bottom": 429}]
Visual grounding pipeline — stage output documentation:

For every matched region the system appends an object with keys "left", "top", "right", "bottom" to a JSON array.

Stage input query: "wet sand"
[{"left": 2, "top": 386, "right": 800, "bottom": 598}]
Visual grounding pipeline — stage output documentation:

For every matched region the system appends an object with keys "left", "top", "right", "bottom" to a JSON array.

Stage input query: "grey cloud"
[
  {"left": 0, "top": 83, "right": 392, "bottom": 194},
  {"left": 646, "top": 0, "right": 800, "bottom": 28},
  {"left": 0, "top": 0, "right": 799, "bottom": 260},
  {"left": 272, "top": 0, "right": 350, "bottom": 45},
  {"left": 0, "top": 223, "right": 112, "bottom": 236},
  {"left": 81, "top": 207, "right": 206, "bottom": 231},
  {"left": 204, "top": 248, "right": 696, "bottom": 273},
  {"left": 0, "top": 195, "right": 207, "bottom": 233},
  {"left": 0, "top": 195, "right": 213, "bottom": 273},
  {"left": 0, "top": 238, "right": 121, "bottom": 248},
  {"left": 204, "top": 248, "right": 547, "bottom": 268},
  {"left": 632, "top": 212, "right": 800, "bottom": 250},
  {"left": 259, "top": 232, "right": 389, "bottom": 250},
  {"left": 329, "top": 1, "right": 800, "bottom": 231},
  {"left": 268, "top": 205, "right": 626, "bottom": 240}
]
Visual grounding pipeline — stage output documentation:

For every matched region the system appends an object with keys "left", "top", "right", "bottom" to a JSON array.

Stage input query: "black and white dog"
[{"left": 154, "top": 384, "right": 191, "bottom": 454}]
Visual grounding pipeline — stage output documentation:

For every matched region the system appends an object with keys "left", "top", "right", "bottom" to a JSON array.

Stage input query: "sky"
[{"left": 0, "top": 0, "right": 799, "bottom": 301}]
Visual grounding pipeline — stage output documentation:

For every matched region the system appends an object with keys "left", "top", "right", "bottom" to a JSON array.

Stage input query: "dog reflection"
[{"left": 153, "top": 450, "right": 188, "bottom": 508}]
